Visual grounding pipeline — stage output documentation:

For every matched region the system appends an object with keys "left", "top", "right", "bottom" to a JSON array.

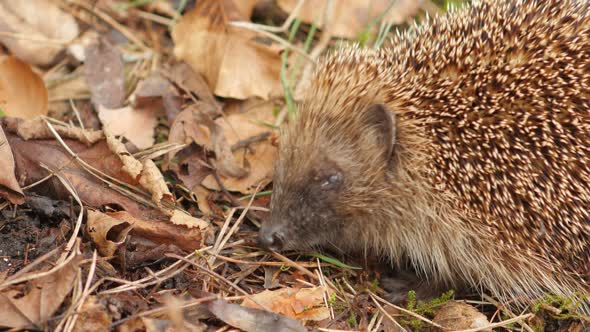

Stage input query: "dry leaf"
[
  {"left": 169, "top": 106, "right": 248, "bottom": 178},
  {"left": 208, "top": 298, "right": 306, "bottom": 332},
  {"left": 47, "top": 71, "right": 90, "bottom": 103},
  {"left": 0, "top": 125, "right": 24, "bottom": 204},
  {"left": 106, "top": 134, "right": 143, "bottom": 178},
  {"left": 107, "top": 211, "right": 211, "bottom": 252},
  {"left": 433, "top": 301, "right": 490, "bottom": 331},
  {"left": 173, "top": 0, "right": 282, "bottom": 100},
  {"left": 0, "top": 254, "right": 82, "bottom": 329},
  {"left": 278, "top": 0, "right": 422, "bottom": 38},
  {"left": 87, "top": 209, "right": 134, "bottom": 257},
  {"left": 242, "top": 286, "right": 330, "bottom": 321},
  {"left": 85, "top": 38, "right": 126, "bottom": 109},
  {"left": 72, "top": 296, "right": 112, "bottom": 332},
  {"left": 139, "top": 159, "right": 173, "bottom": 204},
  {"left": 132, "top": 72, "right": 182, "bottom": 122},
  {"left": 0, "top": 56, "right": 48, "bottom": 119},
  {"left": 200, "top": 100, "right": 277, "bottom": 194},
  {"left": 0, "top": 0, "right": 79, "bottom": 66},
  {"left": 105, "top": 133, "right": 172, "bottom": 204},
  {"left": 168, "top": 209, "right": 210, "bottom": 230},
  {"left": 195, "top": 185, "right": 213, "bottom": 215},
  {"left": 98, "top": 105, "right": 157, "bottom": 149},
  {"left": 2, "top": 123, "right": 166, "bottom": 221},
  {"left": 165, "top": 62, "right": 220, "bottom": 115},
  {"left": 168, "top": 145, "right": 213, "bottom": 194}
]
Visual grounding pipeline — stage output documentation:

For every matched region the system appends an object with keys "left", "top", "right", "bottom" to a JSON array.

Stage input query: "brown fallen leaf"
[
  {"left": 87, "top": 209, "right": 134, "bottom": 257},
  {"left": 194, "top": 185, "right": 213, "bottom": 215},
  {"left": 132, "top": 72, "right": 180, "bottom": 110},
  {"left": 0, "top": 56, "right": 48, "bottom": 119},
  {"left": 3, "top": 119, "right": 211, "bottom": 243},
  {"left": 106, "top": 211, "right": 211, "bottom": 252},
  {"left": 72, "top": 296, "right": 112, "bottom": 332},
  {"left": 200, "top": 100, "right": 277, "bottom": 194},
  {"left": 0, "top": 125, "right": 24, "bottom": 204},
  {"left": 173, "top": 0, "right": 282, "bottom": 100},
  {"left": 47, "top": 69, "right": 90, "bottom": 103},
  {"left": 432, "top": 301, "right": 490, "bottom": 331},
  {"left": 165, "top": 62, "right": 221, "bottom": 113},
  {"left": 169, "top": 106, "right": 248, "bottom": 179},
  {"left": 167, "top": 145, "right": 213, "bottom": 194},
  {"left": 278, "top": 0, "right": 422, "bottom": 38},
  {"left": 84, "top": 38, "right": 126, "bottom": 109},
  {"left": 0, "top": 254, "right": 82, "bottom": 329},
  {"left": 0, "top": 0, "right": 79, "bottom": 66},
  {"left": 2, "top": 121, "right": 164, "bottom": 221},
  {"left": 106, "top": 134, "right": 172, "bottom": 204},
  {"left": 99, "top": 105, "right": 158, "bottom": 149},
  {"left": 242, "top": 286, "right": 330, "bottom": 321},
  {"left": 208, "top": 298, "right": 307, "bottom": 332}
]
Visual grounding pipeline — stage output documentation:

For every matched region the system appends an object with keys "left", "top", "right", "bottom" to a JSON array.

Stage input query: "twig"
[
  {"left": 369, "top": 293, "right": 406, "bottom": 331},
  {"left": 453, "top": 313, "right": 535, "bottom": 332},
  {"left": 68, "top": 0, "right": 150, "bottom": 51},
  {"left": 231, "top": 132, "right": 271, "bottom": 152},
  {"left": 369, "top": 291, "right": 445, "bottom": 329},
  {"left": 229, "top": 21, "right": 314, "bottom": 63},
  {"left": 482, "top": 294, "right": 534, "bottom": 332}
]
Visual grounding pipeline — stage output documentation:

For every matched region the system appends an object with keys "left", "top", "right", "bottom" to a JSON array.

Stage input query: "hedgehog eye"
[{"left": 320, "top": 172, "right": 343, "bottom": 189}]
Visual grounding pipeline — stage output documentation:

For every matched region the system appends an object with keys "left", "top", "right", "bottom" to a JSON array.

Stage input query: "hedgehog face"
[
  {"left": 259, "top": 103, "right": 397, "bottom": 252},
  {"left": 259, "top": 155, "right": 348, "bottom": 251}
]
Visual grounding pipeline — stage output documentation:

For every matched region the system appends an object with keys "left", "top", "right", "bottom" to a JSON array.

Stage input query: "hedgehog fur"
[{"left": 262, "top": 0, "right": 590, "bottom": 312}]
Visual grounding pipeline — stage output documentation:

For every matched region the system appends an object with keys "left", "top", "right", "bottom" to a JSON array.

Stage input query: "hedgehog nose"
[{"left": 258, "top": 228, "right": 284, "bottom": 251}]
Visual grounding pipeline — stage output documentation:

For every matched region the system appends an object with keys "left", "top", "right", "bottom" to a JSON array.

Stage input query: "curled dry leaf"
[
  {"left": 138, "top": 159, "right": 173, "bottom": 204},
  {"left": 0, "top": 56, "right": 48, "bottom": 119},
  {"left": 166, "top": 63, "right": 219, "bottom": 108},
  {"left": 0, "top": 254, "right": 82, "bottom": 329},
  {"left": 84, "top": 38, "right": 126, "bottom": 109},
  {"left": 106, "top": 211, "right": 211, "bottom": 252},
  {"left": 200, "top": 100, "right": 277, "bottom": 194},
  {"left": 242, "top": 286, "right": 330, "bottom": 321},
  {"left": 3, "top": 117, "right": 103, "bottom": 145},
  {"left": 106, "top": 134, "right": 172, "bottom": 205},
  {"left": 169, "top": 100, "right": 277, "bottom": 194},
  {"left": 106, "top": 134, "right": 143, "bottom": 178},
  {"left": 0, "top": 125, "right": 24, "bottom": 204},
  {"left": 98, "top": 105, "right": 158, "bottom": 149},
  {"left": 432, "top": 301, "right": 490, "bottom": 331},
  {"left": 173, "top": 0, "right": 282, "bottom": 100},
  {"left": 169, "top": 107, "right": 248, "bottom": 179},
  {"left": 278, "top": 0, "right": 422, "bottom": 38},
  {"left": 0, "top": 0, "right": 79, "bottom": 66},
  {"left": 208, "top": 298, "right": 306, "bottom": 332},
  {"left": 87, "top": 209, "right": 134, "bottom": 257}
]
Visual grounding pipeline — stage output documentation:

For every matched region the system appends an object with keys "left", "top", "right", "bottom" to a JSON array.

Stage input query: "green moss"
[{"left": 402, "top": 290, "right": 455, "bottom": 330}]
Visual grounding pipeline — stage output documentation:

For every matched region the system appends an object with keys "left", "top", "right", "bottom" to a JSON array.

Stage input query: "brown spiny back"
[{"left": 272, "top": 0, "right": 590, "bottom": 311}]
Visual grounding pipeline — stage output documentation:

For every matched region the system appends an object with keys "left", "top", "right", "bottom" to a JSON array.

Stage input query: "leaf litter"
[{"left": 0, "top": 0, "right": 564, "bottom": 331}]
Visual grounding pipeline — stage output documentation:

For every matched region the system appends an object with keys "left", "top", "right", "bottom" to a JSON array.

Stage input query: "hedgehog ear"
[{"left": 364, "top": 103, "right": 396, "bottom": 162}]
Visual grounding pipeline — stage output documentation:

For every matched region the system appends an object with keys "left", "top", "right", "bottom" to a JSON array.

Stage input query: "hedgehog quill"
[{"left": 259, "top": 0, "right": 590, "bottom": 311}]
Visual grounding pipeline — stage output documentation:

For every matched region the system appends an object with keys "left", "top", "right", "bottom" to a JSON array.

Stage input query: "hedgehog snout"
[{"left": 258, "top": 224, "right": 285, "bottom": 252}]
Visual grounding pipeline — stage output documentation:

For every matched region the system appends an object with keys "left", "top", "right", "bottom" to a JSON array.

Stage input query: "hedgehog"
[{"left": 259, "top": 0, "right": 590, "bottom": 311}]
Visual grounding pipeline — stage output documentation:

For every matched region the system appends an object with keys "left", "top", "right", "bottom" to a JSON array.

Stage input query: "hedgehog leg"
[{"left": 381, "top": 270, "right": 448, "bottom": 305}]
